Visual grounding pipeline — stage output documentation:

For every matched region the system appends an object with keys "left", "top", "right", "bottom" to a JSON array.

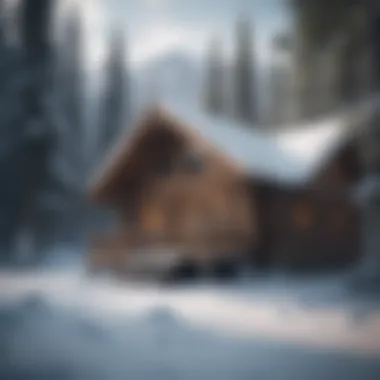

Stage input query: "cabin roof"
[
  {"left": 89, "top": 95, "right": 378, "bottom": 200},
  {"left": 159, "top": 102, "right": 351, "bottom": 185}
]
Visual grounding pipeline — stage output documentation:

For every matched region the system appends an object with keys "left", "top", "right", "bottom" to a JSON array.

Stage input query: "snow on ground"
[{"left": 1, "top": 267, "right": 380, "bottom": 380}]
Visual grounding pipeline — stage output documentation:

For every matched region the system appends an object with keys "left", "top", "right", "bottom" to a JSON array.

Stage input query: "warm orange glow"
[{"left": 142, "top": 203, "right": 165, "bottom": 233}]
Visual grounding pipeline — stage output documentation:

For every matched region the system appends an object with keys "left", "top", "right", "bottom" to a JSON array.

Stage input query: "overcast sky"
[{"left": 70, "top": 0, "right": 290, "bottom": 69}]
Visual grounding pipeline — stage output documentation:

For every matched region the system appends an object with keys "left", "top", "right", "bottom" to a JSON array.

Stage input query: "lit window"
[{"left": 142, "top": 204, "right": 165, "bottom": 233}]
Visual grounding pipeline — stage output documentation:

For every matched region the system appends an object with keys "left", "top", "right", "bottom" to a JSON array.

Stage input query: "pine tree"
[
  {"left": 268, "top": 33, "right": 296, "bottom": 124},
  {"left": 52, "top": 3, "right": 89, "bottom": 196},
  {"left": 59, "top": 5, "right": 85, "bottom": 175},
  {"left": 45, "top": 3, "right": 93, "bottom": 248},
  {"left": 234, "top": 18, "right": 257, "bottom": 125},
  {"left": 8, "top": 0, "right": 57, "bottom": 261},
  {"left": 292, "top": 1, "right": 370, "bottom": 114},
  {"left": 370, "top": 4, "right": 380, "bottom": 93},
  {"left": 204, "top": 37, "right": 225, "bottom": 115},
  {"left": 0, "top": 0, "right": 13, "bottom": 258},
  {"left": 0, "top": 0, "right": 5, "bottom": 45},
  {"left": 0, "top": 0, "right": 7, "bottom": 92},
  {"left": 97, "top": 29, "right": 129, "bottom": 159}
]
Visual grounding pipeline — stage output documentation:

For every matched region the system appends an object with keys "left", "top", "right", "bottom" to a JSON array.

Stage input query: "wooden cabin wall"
[
  {"left": 276, "top": 192, "right": 358, "bottom": 269},
  {"left": 250, "top": 184, "right": 281, "bottom": 268},
  {"left": 310, "top": 143, "right": 361, "bottom": 267},
  {"left": 251, "top": 185, "right": 304, "bottom": 268},
  {"left": 252, "top": 142, "right": 362, "bottom": 270},
  {"left": 111, "top": 124, "right": 257, "bottom": 260},
  {"left": 253, "top": 187, "right": 359, "bottom": 269}
]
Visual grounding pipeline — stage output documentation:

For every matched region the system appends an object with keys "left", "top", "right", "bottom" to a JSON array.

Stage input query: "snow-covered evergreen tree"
[
  {"left": 267, "top": 33, "right": 297, "bottom": 125},
  {"left": 46, "top": 3, "right": 93, "bottom": 248},
  {"left": 0, "top": 0, "right": 7, "bottom": 106},
  {"left": 0, "top": 0, "right": 5, "bottom": 45},
  {"left": 7, "top": 0, "right": 58, "bottom": 262},
  {"left": 97, "top": 29, "right": 129, "bottom": 161},
  {"left": 233, "top": 18, "right": 257, "bottom": 125},
  {"left": 204, "top": 37, "right": 225, "bottom": 116},
  {"left": 57, "top": 4, "right": 86, "bottom": 182},
  {"left": 0, "top": 0, "right": 17, "bottom": 259}
]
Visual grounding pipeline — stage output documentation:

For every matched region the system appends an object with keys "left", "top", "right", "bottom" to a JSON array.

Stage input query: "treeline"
[
  {"left": 0, "top": 0, "right": 130, "bottom": 263},
  {"left": 292, "top": 1, "right": 380, "bottom": 120},
  {"left": 204, "top": 3, "right": 380, "bottom": 127},
  {"left": 204, "top": 19, "right": 258, "bottom": 125}
]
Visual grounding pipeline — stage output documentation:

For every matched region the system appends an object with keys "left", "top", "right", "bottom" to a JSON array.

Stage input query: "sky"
[{"left": 69, "top": 0, "right": 291, "bottom": 69}]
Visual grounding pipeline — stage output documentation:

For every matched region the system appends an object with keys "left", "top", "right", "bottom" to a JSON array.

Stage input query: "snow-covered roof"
[
  {"left": 158, "top": 99, "right": 370, "bottom": 186},
  {"left": 90, "top": 95, "right": 379, "bottom": 198}
]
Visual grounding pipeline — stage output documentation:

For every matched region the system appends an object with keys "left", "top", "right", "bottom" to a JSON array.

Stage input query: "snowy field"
[{"left": 1, "top": 263, "right": 380, "bottom": 380}]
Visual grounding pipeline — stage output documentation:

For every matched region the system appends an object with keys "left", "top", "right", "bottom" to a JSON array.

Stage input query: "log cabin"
[{"left": 87, "top": 100, "right": 370, "bottom": 278}]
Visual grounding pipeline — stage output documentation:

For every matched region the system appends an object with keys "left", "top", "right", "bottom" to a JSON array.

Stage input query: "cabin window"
[
  {"left": 182, "top": 150, "right": 203, "bottom": 174},
  {"left": 293, "top": 200, "right": 315, "bottom": 230}
]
